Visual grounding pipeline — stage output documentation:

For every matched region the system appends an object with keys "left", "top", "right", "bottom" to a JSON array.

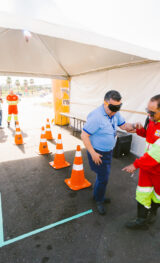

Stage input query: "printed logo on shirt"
[{"left": 155, "top": 130, "right": 160, "bottom": 137}]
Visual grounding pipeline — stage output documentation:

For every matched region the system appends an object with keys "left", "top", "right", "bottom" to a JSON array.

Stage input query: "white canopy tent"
[
  {"left": 0, "top": 26, "right": 149, "bottom": 79},
  {"left": 0, "top": 0, "right": 160, "bottom": 78},
  {"left": 0, "top": 0, "right": 160, "bottom": 155}
]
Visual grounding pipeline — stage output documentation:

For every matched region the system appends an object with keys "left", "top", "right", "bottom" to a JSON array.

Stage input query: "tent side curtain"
[{"left": 70, "top": 61, "right": 160, "bottom": 156}]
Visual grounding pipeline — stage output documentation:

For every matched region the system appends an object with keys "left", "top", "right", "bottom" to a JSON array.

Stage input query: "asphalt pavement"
[{"left": 0, "top": 97, "right": 159, "bottom": 263}]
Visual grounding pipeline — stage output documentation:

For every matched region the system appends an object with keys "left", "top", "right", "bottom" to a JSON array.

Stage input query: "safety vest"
[{"left": 134, "top": 120, "right": 160, "bottom": 173}]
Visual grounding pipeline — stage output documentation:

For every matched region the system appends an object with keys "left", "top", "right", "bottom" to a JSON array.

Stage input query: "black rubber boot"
[
  {"left": 147, "top": 202, "right": 160, "bottom": 224},
  {"left": 125, "top": 202, "right": 149, "bottom": 230}
]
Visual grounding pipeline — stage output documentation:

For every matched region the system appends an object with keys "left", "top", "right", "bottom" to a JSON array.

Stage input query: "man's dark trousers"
[{"left": 87, "top": 149, "right": 112, "bottom": 203}]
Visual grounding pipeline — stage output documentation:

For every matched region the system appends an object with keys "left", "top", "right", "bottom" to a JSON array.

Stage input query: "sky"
[
  {"left": 0, "top": 0, "right": 160, "bottom": 51},
  {"left": 0, "top": 76, "right": 52, "bottom": 86}
]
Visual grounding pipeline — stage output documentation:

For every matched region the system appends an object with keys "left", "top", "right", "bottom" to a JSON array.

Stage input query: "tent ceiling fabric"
[
  {"left": 0, "top": 27, "right": 147, "bottom": 78},
  {"left": 0, "top": 0, "right": 160, "bottom": 78},
  {"left": 0, "top": 28, "right": 68, "bottom": 79},
  {"left": 40, "top": 34, "right": 147, "bottom": 76}
]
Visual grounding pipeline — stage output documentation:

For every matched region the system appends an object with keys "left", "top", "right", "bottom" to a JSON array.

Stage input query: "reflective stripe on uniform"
[
  {"left": 152, "top": 190, "right": 160, "bottom": 204},
  {"left": 136, "top": 186, "right": 153, "bottom": 193},
  {"left": 153, "top": 190, "right": 160, "bottom": 200},
  {"left": 136, "top": 186, "right": 153, "bottom": 208},
  {"left": 148, "top": 138, "right": 160, "bottom": 163},
  {"left": 7, "top": 101, "right": 18, "bottom": 105},
  {"left": 7, "top": 115, "right": 11, "bottom": 121},
  {"left": 155, "top": 138, "right": 160, "bottom": 146},
  {"left": 14, "top": 115, "right": 18, "bottom": 121},
  {"left": 73, "top": 164, "right": 83, "bottom": 171}
]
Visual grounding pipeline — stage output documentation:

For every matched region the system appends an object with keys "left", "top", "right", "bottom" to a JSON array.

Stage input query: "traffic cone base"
[
  {"left": 65, "top": 178, "right": 91, "bottom": 191},
  {"left": 49, "top": 160, "right": 70, "bottom": 169},
  {"left": 14, "top": 135, "right": 24, "bottom": 145},
  {"left": 65, "top": 145, "right": 91, "bottom": 190}
]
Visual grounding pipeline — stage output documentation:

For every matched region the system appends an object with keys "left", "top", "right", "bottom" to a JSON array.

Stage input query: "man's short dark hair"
[
  {"left": 150, "top": 94, "right": 160, "bottom": 109},
  {"left": 104, "top": 90, "right": 122, "bottom": 102}
]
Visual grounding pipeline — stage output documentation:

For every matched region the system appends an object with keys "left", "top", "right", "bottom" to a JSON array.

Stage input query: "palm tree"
[
  {"left": 15, "top": 79, "right": 20, "bottom": 93},
  {"left": 6, "top": 76, "right": 12, "bottom": 89},
  {"left": 30, "top": 78, "right": 34, "bottom": 94},
  {"left": 24, "top": 79, "right": 28, "bottom": 94}
]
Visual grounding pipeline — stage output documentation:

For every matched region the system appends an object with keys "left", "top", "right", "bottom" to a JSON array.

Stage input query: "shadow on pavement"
[
  {"left": 16, "top": 144, "right": 26, "bottom": 154},
  {"left": 8, "top": 126, "right": 28, "bottom": 139},
  {"left": 0, "top": 150, "right": 159, "bottom": 263},
  {"left": 0, "top": 128, "right": 8, "bottom": 143}
]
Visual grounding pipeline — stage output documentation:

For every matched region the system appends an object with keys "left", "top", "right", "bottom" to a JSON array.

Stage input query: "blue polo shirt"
[{"left": 83, "top": 104, "right": 125, "bottom": 151}]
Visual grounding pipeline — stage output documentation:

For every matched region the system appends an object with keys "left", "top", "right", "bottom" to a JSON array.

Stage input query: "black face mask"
[{"left": 108, "top": 103, "right": 122, "bottom": 112}]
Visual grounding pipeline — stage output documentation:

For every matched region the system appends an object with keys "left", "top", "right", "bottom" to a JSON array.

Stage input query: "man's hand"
[
  {"left": 91, "top": 151, "right": 102, "bottom": 165},
  {"left": 133, "top": 122, "right": 143, "bottom": 129},
  {"left": 120, "top": 122, "right": 143, "bottom": 133},
  {"left": 122, "top": 164, "right": 136, "bottom": 173},
  {"left": 120, "top": 123, "right": 136, "bottom": 133}
]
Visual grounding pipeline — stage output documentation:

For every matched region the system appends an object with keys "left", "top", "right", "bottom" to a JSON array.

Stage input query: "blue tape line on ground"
[
  {"left": 0, "top": 193, "right": 4, "bottom": 246},
  {"left": 2, "top": 209, "right": 93, "bottom": 247}
]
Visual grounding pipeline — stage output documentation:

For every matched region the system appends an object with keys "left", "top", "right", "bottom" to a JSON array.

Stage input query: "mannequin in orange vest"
[{"left": 6, "top": 90, "right": 19, "bottom": 127}]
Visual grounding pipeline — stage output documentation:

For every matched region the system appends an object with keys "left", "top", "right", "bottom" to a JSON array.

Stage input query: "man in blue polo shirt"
[{"left": 81, "top": 90, "right": 135, "bottom": 215}]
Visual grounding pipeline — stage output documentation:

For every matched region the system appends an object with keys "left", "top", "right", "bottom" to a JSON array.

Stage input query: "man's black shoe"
[
  {"left": 93, "top": 197, "right": 111, "bottom": 204},
  {"left": 96, "top": 202, "right": 106, "bottom": 215},
  {"left": 125, "top": 218, "right": 149, "bottom": 230}
]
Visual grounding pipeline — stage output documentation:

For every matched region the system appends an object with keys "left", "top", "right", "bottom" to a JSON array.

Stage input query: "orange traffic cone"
[
  {"left": 38, "top": 126, "right": 51, "bottom": 155},
  {"left": 14, "top": 121, "right": 24, "bottom": 145},
  {"left": 45, "top": 118, "right": 54, "bottom": 140},
  {"left": 65, "top": 145, "right": 91, "bottom": 190},
  {"left": 49, "top": 133, "right": 70, "bottom": 169}
]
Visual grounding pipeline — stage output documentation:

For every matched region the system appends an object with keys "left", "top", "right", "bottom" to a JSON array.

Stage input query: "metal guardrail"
[{"left": 60, "top": 112, "right": 86, "bottom": 136}]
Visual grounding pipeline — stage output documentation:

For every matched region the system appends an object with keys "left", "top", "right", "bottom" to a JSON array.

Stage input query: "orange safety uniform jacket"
[{"left": 133, "top": 119, "right": 160, "bottom": 208}]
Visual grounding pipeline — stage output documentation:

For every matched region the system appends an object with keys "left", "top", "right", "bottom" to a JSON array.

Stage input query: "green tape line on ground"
[
  {"left": 1, "top": 209, "right": 93, "bottom": 247},
  {"left": 0, "top": 193, "right": 4, "bottom": 246}
]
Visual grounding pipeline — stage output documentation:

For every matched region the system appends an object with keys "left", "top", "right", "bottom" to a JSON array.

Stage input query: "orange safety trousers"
[{"left": 8, "top": 105, "right": 18, "bottom": 115}]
